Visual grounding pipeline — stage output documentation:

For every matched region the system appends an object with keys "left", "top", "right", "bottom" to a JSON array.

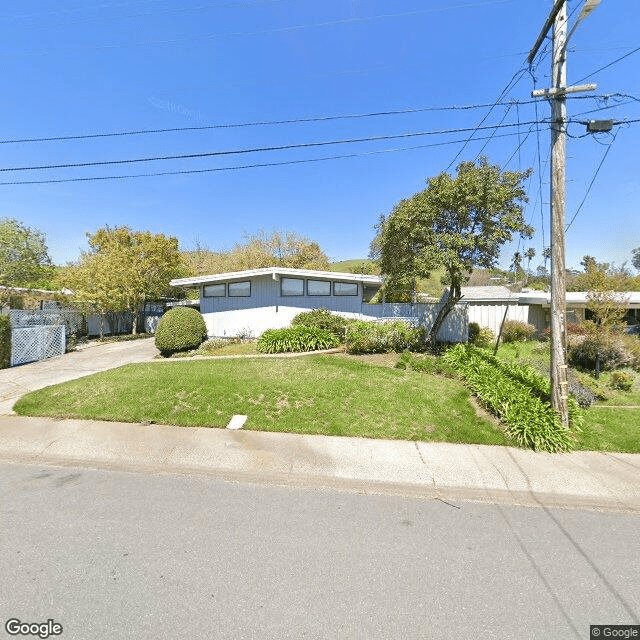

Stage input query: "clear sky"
[{"left": 1, "top": 0, "right": 639, "bottom": 273}]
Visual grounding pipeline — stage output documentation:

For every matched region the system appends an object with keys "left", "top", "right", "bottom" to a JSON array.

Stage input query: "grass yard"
[
  {"left": 14, "top": 355, "right": 508, "bottom": 446},
  {"left": 492, "top": 341, "right": 640, "bottom": 453}
]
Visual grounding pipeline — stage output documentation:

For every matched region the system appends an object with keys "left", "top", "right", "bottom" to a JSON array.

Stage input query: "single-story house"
[
  {"left": 441, "top": 286, "right": 528, "bottom": 336},
  {"left": 170, "top": 267, "right": 385, "bottom": 338},
  {"left": 518, "top": 290, "right": 640, "bottom": 332},
  {"left": 442, "top": 286, "right": 640, "bottom": 336}
]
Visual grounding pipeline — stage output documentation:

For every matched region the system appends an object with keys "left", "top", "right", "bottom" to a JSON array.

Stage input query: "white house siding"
[
  {"left": 467, "top": 303, "right": 529, "bottom": 336},
  {"left": 200, "top": 274, "right": 365, "bottom": 338},
  {"left": 200, "top": 277, "right": 468, "bottom": 342}
]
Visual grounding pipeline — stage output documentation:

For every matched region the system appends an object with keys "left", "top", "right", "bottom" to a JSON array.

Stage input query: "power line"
[
  {"left": 0, "top": 130, "right": 530, "bottom": 186},
  {"left": 0, "top": 120, "right": 549, "bottom": 173},
  {"left": 575, "top": 45, "right": 640, "bottom": 84},
  {"left": 565, "top": 130, "right": 619, "bottom": 232},
  {"left": 4, "top": 0, "right": 519, "bottom": 58},
  {"left": 0, "top": 96, "right": 603, "bottom": 146},
  {"left": 444, "top": 65, "right": 530, "bottom": 171}
]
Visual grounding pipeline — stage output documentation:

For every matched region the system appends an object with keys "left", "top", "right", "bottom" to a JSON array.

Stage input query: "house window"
[
  {"left": 203, "top": 284, "right": 225, "bottom": 297},
  {"left": 333, "top": 282, "right": 358, "bottom": 296},
  {"left": 281, "top": 277, "right": 304, "bottom": 296},
  {"left": 228, "top": 281, "right": 251, "bottom": 297},
  {"left": 307, "top": 279, "right": 331, "bottom": 296}
]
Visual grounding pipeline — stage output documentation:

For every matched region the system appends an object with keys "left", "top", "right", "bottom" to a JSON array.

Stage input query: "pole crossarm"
[
  {"left": 527, "top": 0, "right": 566, "bottom": 64},
  {"left": 531, "top": 83, "right": 597, "bottom": 98}
]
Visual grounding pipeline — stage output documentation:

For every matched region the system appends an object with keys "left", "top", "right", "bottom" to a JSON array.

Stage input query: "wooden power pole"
[{"left": 528, "top": 0, "right": 598, "bottom": 428}]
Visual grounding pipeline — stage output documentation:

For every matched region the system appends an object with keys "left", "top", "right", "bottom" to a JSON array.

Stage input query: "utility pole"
[{"left": 528, "top": 0, "right": 599, "bottom": 428}]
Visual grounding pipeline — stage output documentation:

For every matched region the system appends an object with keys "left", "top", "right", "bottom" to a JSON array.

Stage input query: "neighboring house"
[
  {"left": 440, "top": 286, "right": 528, "bottom": 336},
  {"left": 441, "top": 286, "right": 640, "bottom": 336},
  {"left": 518, "top": 290, "right": 640, "bottom": 333},
  {"left": 170, "top": 267, "right": 385, "bottom": 338}
]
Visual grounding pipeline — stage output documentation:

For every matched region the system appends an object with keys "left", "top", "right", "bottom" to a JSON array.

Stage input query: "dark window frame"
[
  {"left": 228, "top": 281, "right": 251, "bottom": 297},
  {"left": 333, "top": 281, "right": 359, "bottom": 296},
  {"left": 202, "top": 283, "right": 226, "bottom": 298},
  {"left": 307, "top": 279, "right": 331, "bottom": 296},
  {"left": 280, "top": 277, "right": 305, "bottom": 297}
]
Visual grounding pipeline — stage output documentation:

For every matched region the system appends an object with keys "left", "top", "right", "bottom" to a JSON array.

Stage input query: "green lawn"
[
  {"left": 492, "top": 341, "right": 640, "bottom": 453},
  {"left": 14, "top": 355, "right": 507, "bottom": 446}
]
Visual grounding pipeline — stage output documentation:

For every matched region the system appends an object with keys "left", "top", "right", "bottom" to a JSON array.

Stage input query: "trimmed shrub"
[
  {"left": 500, "top": 320, "right": 537, "bottom": 343},
  {"left": 345, "top": 320, "right": 426, "bottom": 355},
  {"left": 291, "top": 308, "right": 349, "bottom": 341},
  {"left": 0, "top": 315, "right": 11, "bottom": 369},
  {"left": 257, "top": 326, "right": 339, "bottom": 353},
  {"left": 154, "top": 307, "right": 207, "bottom": 355},
  {"left": 468, "top": 322, "right": 495, "bottom": 348},
  {"left": 442, "top": 344, "right": 581, "bottom": 452}
]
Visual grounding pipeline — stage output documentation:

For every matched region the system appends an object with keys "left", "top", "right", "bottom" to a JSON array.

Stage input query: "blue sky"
[{"left": 1, "top": 0, "right": 639, "bottom": 273}]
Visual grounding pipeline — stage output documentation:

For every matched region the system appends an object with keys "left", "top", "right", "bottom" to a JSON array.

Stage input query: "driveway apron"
[{"left": 0, "top": 338, "right": 159, "bottom": 414}]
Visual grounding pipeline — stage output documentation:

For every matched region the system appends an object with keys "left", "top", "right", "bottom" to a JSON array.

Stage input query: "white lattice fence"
[{"left": 11, "top": 325, "right": 66, "bottom": 366}]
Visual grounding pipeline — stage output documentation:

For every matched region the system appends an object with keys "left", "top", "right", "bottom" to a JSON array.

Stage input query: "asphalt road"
[{"left": 1, "top": 462, "right": 638, "bottom": 640}]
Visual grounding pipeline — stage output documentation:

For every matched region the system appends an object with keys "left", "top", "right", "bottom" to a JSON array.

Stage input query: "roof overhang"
[{"left": 171, "top": 267, "right": 384, "bottom": 288}]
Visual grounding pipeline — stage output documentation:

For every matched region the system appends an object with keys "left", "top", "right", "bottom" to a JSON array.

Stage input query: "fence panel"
[
  {"left": 4, "top": 308, "right": 84, "bottom": 335},
  {"left": 11, "top": 325, "right": 66, "bottom": 366},
  {"left": 361, "top": 302, "right": 468, "bottom": 342}
]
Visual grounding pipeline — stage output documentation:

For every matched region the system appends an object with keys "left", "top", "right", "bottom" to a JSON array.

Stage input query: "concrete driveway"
[{"left": 0, "top": 338, "right": 159, "bottom": 414}]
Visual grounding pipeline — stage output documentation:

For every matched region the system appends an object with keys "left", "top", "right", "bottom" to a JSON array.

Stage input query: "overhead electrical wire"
[
  {"left": 0, "top": 120, "right": 550, "bottom": 173},
  {"left": 4, "top": 0, "right": 520, "bottom": 57},
  {"left": 0, "top": 130, "right": 532, "bottom": 186},
  {"left": 565, "top": 129, "right": 619, "bottom": 232},
  {"left": 575, "top": 45, "right": 640, "bottom": 84},
  {"left": 0, "top": 96, "right": 605, "bottom": 146}
]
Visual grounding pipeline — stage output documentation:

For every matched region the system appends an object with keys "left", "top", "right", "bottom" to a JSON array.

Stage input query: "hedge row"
[
  {"left": 443, "top": 344, "right": 581, "bottom": 453},
  {"left": 0, "top": 315, "right": 10, "bottom": 369}
]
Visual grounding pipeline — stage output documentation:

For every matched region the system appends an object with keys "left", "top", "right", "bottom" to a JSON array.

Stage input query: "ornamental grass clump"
[
  {"left": 257, "top": 326, "right": 339, "bottom": 354},
  {"left": 154, "top": 307, "right": 207, "bottom": 355},
  {"left": 443, "top": 344, "right": 580, "bottom": 452}
]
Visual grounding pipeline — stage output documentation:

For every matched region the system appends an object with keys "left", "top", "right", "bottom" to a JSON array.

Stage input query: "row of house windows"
[{"left": 202, "top": 278, "right": 359, "bottom": 298}]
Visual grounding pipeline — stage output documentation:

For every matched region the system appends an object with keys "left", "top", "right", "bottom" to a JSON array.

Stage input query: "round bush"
[
  {"left": 155, "top": 307, "right": 207, "bottom": 354},
  {"left": 291, "top": 308, "right": 349, "bottom": 341}
]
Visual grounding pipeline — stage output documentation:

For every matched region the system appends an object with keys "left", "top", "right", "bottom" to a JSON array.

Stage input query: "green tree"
[
  {"left": 183, "top": 229, "right": 330, "bottom": 276},
  {"left": 65, "top": 227, "right": 185, "bottom": 335},
  {"left": 580, "top": 255, "right": 597, "bottom": 273},
  {"left": 374, "top": 158, "right": 533, "bottom": 343},
  {"left": 511, "top": 251, "right": 523, "bottom": 283},
  {"left": 0, "top": 218, "right": 53, "bottom": 304},
  {"left": 631, "top": 247, "right": 640, "bottom": 272},
  {"left": 523, "top": 247, "right": 536, "bottom": 284}
]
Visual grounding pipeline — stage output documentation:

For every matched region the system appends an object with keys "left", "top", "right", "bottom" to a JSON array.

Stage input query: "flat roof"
[{"left": 171, "top": 267, "right": 384, "bottom": 288}]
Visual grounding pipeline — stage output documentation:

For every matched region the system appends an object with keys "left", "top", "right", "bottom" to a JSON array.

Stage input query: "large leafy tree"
[
  {"left": 631, "top": 247, "right": 640, "bottom": 272},
  {"left": 65, "top": 227, "right": 185, "bottom": 335},
  {"left": 0, "top": 218, "right": 53, "bottom": 303},
  {"left": 374, "top": 158, "right": 533, "bottom": 343},
  {"left": 182, "top": 229, "right": 330, "bottom": 276}
]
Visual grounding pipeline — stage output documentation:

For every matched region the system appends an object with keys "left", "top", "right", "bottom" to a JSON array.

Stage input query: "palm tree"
[
  {"left": 524, "top": 247, "right": 536, "bottom": 284},
  {"left": 511, "top": 251, "right": 523, "bottom": 283}
]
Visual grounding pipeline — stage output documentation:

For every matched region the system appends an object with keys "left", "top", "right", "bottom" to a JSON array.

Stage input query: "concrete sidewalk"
[{"left": 1, "top": 414, "right": 638, "bottom": 514}]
